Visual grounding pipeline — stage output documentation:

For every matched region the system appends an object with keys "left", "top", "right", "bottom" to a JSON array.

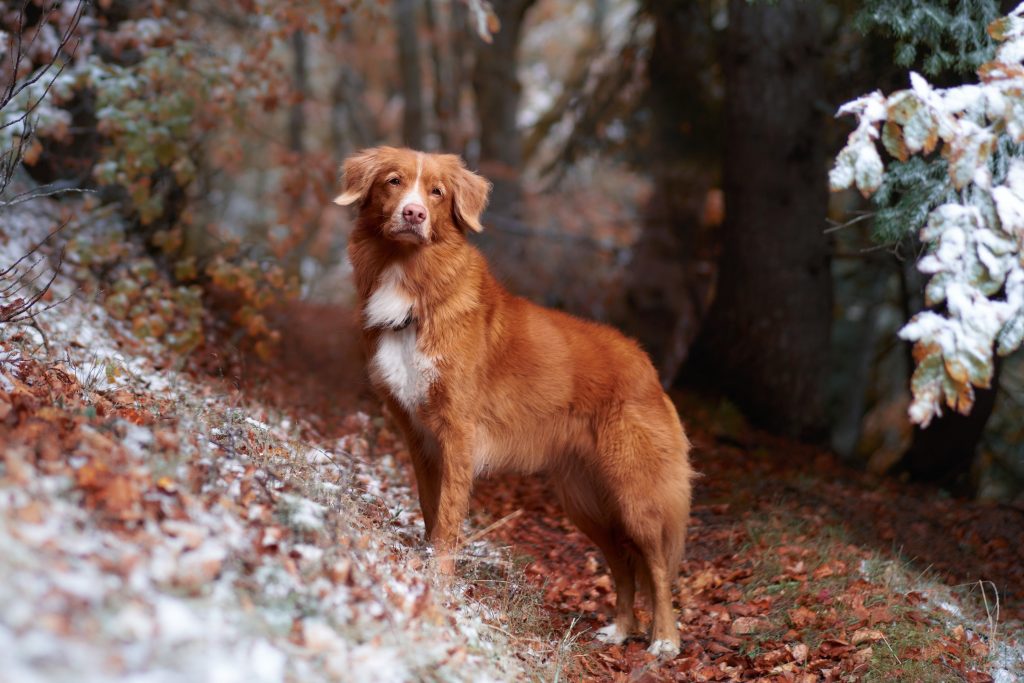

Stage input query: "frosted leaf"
[
  {"left": 995, "top": 15, "right": 1024, "bottom": 63},
  {"left": 1007, "top": 158, "right": 1024, "bottom": 194},
  {"left": 885, "top": 91, "right": 939, "bottom": 154},
  {"left": 909, "top": 72, "right": 934, "bottom": 100},
  {"left": 942, "top": 85, "right": 986, "bottom": 121},
  {"left": 907, "top": 348, "right": 944, "bottom": 427},
  {"left": 854, "top": 143, "right": 884, "bottom": 197},
  {"left": 973, "top": 164, "right": 993, "bottom": 190},
  {"left": 994, "top": 168, "right": 1024, "bottom": 237},
  {"left": 1005, "top": 96, "right": 1024, "bottom": 141},
  {"left": 947, "top": 122, "right": 995, "bottom": 189},
  {"left": 976, "top": 226, "right": 1017, "bottom": 257},
  {"left": 984, "top": 88, "right": 1008, "bottom": 121},
  {"left": 829, "top": 147, "right": 856, "bottom": 192},
  {"left": 832, "top": 91, "right": 888, "bottom": 195},
  {"left": 836, "top": 91, "right": 887, "bottom": 124},
  {"left": 998, "top": 311, "right": 1024, "bottom": 354},
  {"left": 920, "top": 203, "right": 977, "bottom": 243},
  {"left": 899, "top": 311, "right": 948, "bottom": 343},
  {"left": 906, "top": 107, "right": 939, "bottom": 154},
  {"left": 978, "top": 242, "right": 1010, "bottom": 280},
  {"left": 882, "top": 121, "right": 910, "bottom": 160},
  {"left": 925, "top": 272, "right": 952, "bottom": 307}
]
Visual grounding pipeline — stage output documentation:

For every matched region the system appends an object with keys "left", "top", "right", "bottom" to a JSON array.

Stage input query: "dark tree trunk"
[
  {"left": 898, "top": 365, "right": 1001, "bottom": 489},
  {"left": 450, "top": 0, "right": 470, "bottom": 155},
  {"left": 623, "top": 0, "right": 721, "bottom": 384},
  {"left": 330, "top": 23, "right": 377, "bottom": 157},
  {"left": 684, "top": 0, "right": 832, "bottom": 442},
  {"left": 895, "top": 240, "right": 1000, "bottom": 488},
  {"left": 425, "top": 0, "right": 459, "bottom": 152},
  {"left": 288, "top": 30, "right": 308, "bottom": 154},
  {"left": 471, "top": 0, "right": 536, "bottom": 223},
  {"left": 394, "top": 0, "right": 426, "bottom": 149}
]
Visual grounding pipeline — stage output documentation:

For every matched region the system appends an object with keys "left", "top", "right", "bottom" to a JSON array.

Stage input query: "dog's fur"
[{"left": 336, "top": 147, "right": 693, "bottom": 655}]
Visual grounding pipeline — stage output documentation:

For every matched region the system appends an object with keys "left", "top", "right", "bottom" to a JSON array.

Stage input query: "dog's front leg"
[
  {"left": 428, "top": 427, "right": 474, "bottom": 574},
  {"left": 409, "top": 449, "right": 440, "bottom": 539}
]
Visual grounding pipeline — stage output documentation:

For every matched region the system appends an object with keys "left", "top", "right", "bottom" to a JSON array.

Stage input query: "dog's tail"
[{"left": 661, "top": 392, "right": 695, "bottom": 570}]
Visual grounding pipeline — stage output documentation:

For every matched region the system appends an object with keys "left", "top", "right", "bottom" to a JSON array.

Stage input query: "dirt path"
[{"left": 237, "top": 302, "right": 1022, "bottom": 681}]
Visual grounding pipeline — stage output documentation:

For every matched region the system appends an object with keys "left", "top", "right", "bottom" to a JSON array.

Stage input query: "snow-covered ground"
[{"left": 0, "top": 197, "right": 553, "bottom": 682}]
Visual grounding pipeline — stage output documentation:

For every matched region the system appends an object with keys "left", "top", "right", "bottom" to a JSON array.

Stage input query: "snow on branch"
[{"left": 831, "top": 2, "right": 1024, "bottom": 427}]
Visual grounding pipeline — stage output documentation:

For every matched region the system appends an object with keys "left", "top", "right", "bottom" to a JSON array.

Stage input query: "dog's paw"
[
  {"left": 646, "top": 639, "right": 680, "bottom": 658},
  {"left": 593, "top": 623, "right": 628, "bottom": 645}
]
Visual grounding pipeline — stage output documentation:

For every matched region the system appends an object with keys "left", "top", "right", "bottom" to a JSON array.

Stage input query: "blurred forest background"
[{"left": 4, "top": 0, "right": 1024, "bottom": 503}]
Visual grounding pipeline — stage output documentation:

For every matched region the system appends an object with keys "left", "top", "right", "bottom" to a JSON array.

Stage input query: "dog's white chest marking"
[
  {"left": 366, "top": 264, "right": 437, "bottom": 412},
  {"left": 365, "top": 264, "right": 413, "bottom": 329}
]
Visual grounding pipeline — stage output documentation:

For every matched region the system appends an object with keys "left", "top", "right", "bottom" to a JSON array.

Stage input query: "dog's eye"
[
  {"left": 388, "top": 177, "right": 401, "bottom": 186},
  {"left": 431, "top": 187, "right": 443, "bottom": 197}
]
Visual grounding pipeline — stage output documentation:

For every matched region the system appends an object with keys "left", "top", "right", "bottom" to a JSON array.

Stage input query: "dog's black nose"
[{"left": 403, "top": 203, "right": 427, "bottom": 225}]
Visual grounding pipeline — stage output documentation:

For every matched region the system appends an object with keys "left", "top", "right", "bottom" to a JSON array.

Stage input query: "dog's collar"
[{"left": 391, "top": 313, "right": 415, "bottom": 331}]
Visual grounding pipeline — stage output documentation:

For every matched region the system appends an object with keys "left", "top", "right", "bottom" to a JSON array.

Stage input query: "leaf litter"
[
  {"left": 2, "top": 197, "right": 1023, "bottom": 681},
  {"left": 0, "top": 201, "right": 539, "bottom": 682}
]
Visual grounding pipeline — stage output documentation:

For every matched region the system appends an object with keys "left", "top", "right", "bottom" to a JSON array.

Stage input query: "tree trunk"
[
  {"left": 898, "top": 362, "right": 1002, "bottom": 489},
  {"left": 623, "top": 0, "right": 721, "bottom": 384},
  {"left": 684, "top": 0, "right": 832, "bottom": 442},
  {"left": 895, "top": 238, "right": 1000, "bottom": 488},
  {"left": 425, "top": 0, "right": 459, "bottom": 152},
  {"left": 330, "top": 23, "right": 378, "bottom": 157},
  {"left": 450, "top": 0, "right": 470, "bottom": 155},
  {"left": 394, "top": 0, "right": 426, "bottom": 149},
  {"left": 471, "top": 0, "right": 535, "bottom": 223},
  {"left": 288, "top": 30, "right": 308, "bottom": 154}
]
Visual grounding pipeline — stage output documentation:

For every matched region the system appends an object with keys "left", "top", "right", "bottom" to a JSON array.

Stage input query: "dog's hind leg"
[
  {"left": 638, "top": 538, "right": 681, "bottom": 656},
  {"left": 592, "top": 537, "right": 638, "bottom": 644},
  {"left": 597, "top": 411, "right": 687, "bottom": 657},
  {"left": 554, "top": 477, "right": 637, "bottom": 644}
]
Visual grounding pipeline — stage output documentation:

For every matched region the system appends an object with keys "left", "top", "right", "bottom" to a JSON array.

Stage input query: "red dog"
[{"left": 336, "top": 147, "right": 693, "bottom": 656}]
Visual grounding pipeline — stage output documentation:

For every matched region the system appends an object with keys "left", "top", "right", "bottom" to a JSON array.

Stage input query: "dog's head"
[{"left": 334, "top": 147, "right": 491, "bottom": 245}]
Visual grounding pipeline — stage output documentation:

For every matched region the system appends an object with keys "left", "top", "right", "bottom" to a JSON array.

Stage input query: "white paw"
[
  {"left": 647, "top": 639, "right": 680, "bottom": 658},
  {"left": 593, "top": 623, "right": 627, "bottom": 645}
]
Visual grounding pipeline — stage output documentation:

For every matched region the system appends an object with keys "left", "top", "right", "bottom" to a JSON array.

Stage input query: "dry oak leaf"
[
  {"left": 730, "top": 616, "right": 770, "bottom": 635},
  {"left": 756, "top": 647, "right": 792, "bottom": 668},
  {"left": 851, "top": 628, "right": 885, "bottom": 646},
  {"left": 690, "top": 568, "right": 720, "bottom": 592},
  {"left": 788, "top": 606, "right": 817, "bottom": 629},
  {"left": 787, "top": 642, "right": 810, "bottom": 663},
  {"left": 869, "top": 605, "right": 897, "bottom": 624},
  {"left": 817, "top": 639, "right": 855, "bottom": 658},
  {"left": 102, "top": 475, "right": 144, "bottom": 520},
  {"left": 850, "top": 645, "right": 874, "bottom": 667}
]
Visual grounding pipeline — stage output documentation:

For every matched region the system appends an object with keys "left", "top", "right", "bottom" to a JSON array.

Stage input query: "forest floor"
[
  {"left": 244, "top": 302, "right": 1024, "bottom": 683},
  {"left": 2, "top": 205, "right": 1023, "bottom": 682}
]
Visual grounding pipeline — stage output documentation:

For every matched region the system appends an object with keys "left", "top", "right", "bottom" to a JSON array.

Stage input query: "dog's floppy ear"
[
  {"left": 450, "top": 165, "right": 491, "bottom": 233},
  {"left": 334, "top": 148, "right": 382, "bottom": 207}
]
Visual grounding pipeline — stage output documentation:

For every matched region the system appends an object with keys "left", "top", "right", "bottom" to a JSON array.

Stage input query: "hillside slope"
[
  {"left": 2, "top": 196, "right": 1022, "bottom": 682},
  {"left": 0, "top": 202, "right": 556, "bottom": 682}
]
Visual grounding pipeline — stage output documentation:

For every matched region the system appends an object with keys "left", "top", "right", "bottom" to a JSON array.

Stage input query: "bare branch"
[
  {"left": 1, "top": 245, "right": 66, "bottom": 324},
  {"left": 0, "top": 219, "right": 69, "bottom": 279},
  {"left": 824, "top": 211, "right": 876, "bottom": 234},
  {"left": 1, "top": 184, "right": 96, "bottom": 207},
  {"left": 1, "top": 1, "right": 85, "bottom": 112}
]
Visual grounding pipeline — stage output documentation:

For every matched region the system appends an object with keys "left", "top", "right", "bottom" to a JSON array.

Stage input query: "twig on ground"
[
  {"left": 976, "top": 579, "right": 999, "bottom": 643},
  {"left": 880, "top": 632, "right": 902, "bottom": 665},
  {"left": 463, "top": 508, "right": 524, "bottom": 546},
  {"left": 552, "top": 616, "right": 584, "bottom": 683}
]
